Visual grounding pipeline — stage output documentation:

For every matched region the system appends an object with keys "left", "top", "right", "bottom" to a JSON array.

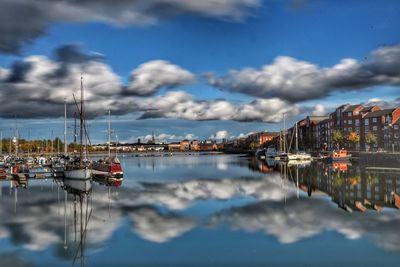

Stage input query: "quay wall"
[{"left": 359, "top": 152, "right": 400, "bottom": 166}]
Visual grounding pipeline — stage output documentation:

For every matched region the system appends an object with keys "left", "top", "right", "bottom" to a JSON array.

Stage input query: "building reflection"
[{"left": 278, "top": 161, "right": 400, "bottom": 212}]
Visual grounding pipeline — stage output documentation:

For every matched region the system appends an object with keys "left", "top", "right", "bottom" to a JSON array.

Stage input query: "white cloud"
[
  {"left": 210, "top": 130, "right": 229, "bottom": 140},
  {"left": 127, "top": 60, "right": 195, "bottom": 96},
  {"left": 139, "top": 91, "right": 300, "bottom": 122},
  {"left": 207, "top": 44, "right": 400, "bottom": 102},
  {"left": 311, "top": 104, "right": 326, "bottom": 116}
]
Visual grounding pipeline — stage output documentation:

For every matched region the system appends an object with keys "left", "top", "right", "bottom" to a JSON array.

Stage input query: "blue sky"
[{"left": 0, "top": 0, "right": 399, "bottom": 143}]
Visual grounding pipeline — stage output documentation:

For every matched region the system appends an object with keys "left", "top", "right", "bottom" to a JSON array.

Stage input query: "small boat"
[
  {"left": 266, "top": 146, "right": 277, "bottom": 158},
  {"left": 327, "top": 149, "right": 352, "bottom": 162},
  {"left": 392, "top": 192, "right": 400, "bottom": 209},
  {"left": 255, "top": 148, "right": 266, "bottom": 159},
  {"left": 92, "top": 156, "right": 123, "bottom": 179},
  {"left": 91, "top": 109, "right": 124, "bottom": 179}
]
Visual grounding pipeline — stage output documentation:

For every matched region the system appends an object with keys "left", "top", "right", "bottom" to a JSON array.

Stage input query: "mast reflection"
[{"left": 57, "top": 178, "right": 92, "bottom": 267}]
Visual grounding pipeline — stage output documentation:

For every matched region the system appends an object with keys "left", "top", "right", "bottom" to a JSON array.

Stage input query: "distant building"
[
  {"left": 246, "top": 131, "right": 279, "bottom": 146},
  {"left": 168, "top": 142, "right": 180, "bottom": 151},
  {"left": 180, "top": 139, "right": 190, "bottom": 151}
]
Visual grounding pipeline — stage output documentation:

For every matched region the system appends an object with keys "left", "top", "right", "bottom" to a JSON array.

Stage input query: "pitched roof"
[
  {"left": 343, "top": 104, "right": 363, "bottom": 112},
  {"left": 361, "top": 106, "right": 377, "bottom": 112},
  {"left": 308, "top": 116, "right": 329, "bottom": 123},
  {"left": 364, "top": 108, "right": 396, "bottom": 118}
]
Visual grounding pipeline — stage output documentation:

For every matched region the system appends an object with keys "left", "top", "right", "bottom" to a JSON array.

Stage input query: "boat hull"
[{"left": 64, "top": 168, "right": 91, "bottom": 180}]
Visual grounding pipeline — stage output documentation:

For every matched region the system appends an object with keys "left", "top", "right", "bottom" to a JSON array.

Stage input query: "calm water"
[{"left": 1, "top": 154, "right": 400, "bottom": 267}]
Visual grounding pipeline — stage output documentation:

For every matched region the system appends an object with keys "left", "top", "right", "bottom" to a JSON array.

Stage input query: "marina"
[{"left": 1, "top": 154, "right": 400, "bottom": 266}]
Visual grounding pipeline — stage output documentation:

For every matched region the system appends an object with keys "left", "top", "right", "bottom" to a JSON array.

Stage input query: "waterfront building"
[{"left": 283, "top": 103, "right": 400, "bottom": 152}]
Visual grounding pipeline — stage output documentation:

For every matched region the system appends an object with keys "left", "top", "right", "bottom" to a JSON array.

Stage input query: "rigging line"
[{"left": 72, "top": 94, "right": 92, "bottom": 147}]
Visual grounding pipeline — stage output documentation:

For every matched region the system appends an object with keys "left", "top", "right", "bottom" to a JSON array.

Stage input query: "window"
[
  {"left": 348, "top": 120, "right": 352, "bottom": 125},
  {"left": 355, "top": 119, "right": 360, "bottom": 126},
  {"left": 373, "top": 126, "right": 377, "bottom": 131},
  {"left": 343, "top": 120, "right": 347, "bottom": 124},
  {"left": 344, "top": 127, "right": 347, "bottom": 131},
  {"left": 365, "top": 119, "right": 369, "bottom": 126},
  {"left": 395, "top": 133, "right": 399, "bottom": 139},
  {"left": 395, "top": 125, "right": 399, "bottom": 130},
  {"left": 348, "top": 127, "right": 352, "bottom": 132},
  {"left": 365, "top": 128, "right": 369, "bottom": 132},
  {"left": 372, "top": 117, "right": 377, "bottom": 123},
  {"left": 348, "top": 112, "right": 352, "bottom": 117},
  {"left": 356, "top": 127, "right": 360, "bottom": 133}
]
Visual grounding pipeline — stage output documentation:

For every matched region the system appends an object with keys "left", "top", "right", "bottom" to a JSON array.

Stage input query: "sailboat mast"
[
  {"left": 64, "top": 98, "right": 68, "bottom": 156},
  {"left": 108, "top": 109, "right": 111, "bottom": 157},
  {"left": 28, "top": 129, "right": 30, "bottom": 157},
  {"left": 295, "top": 122, "right": 298, "bottom": 152},
  {"left": 80, "top": 75, "right": 84, "bottom": 167},
  {"left": 283, "top": 113, "right": 286, "bottom": 153}
]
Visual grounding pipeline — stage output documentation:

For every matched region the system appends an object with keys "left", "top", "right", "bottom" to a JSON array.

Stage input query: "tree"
[
  {"left": 332, "top": 130, "right": 343, "bottom": 150},
  {"left": 347, "top": 132, "right": 360, "bottom": 149},
  {"left": 365, "top": 132, "right": 378, "bottom": 151}
]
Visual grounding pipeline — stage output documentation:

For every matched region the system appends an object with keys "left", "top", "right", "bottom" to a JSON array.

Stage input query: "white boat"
[
  {"left": 280, "top": 122, "right": 312, "bottom": 161},
  {"left": 64, "top": 75, "right": 92, "bottom": 180},
  {"left": 64, "top": 166, "right": 91, "bottom": 180}
]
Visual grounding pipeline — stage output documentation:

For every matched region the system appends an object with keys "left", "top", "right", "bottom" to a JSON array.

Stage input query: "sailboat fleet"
[{"left": 0, "top": 75, "right": 124, "bottom": 182}]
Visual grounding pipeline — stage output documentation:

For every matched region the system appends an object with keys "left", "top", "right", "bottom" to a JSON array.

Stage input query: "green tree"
[
  {"left": 365, "top": 132, "right": 377, "bottom": 151},
  {"left": 332, "top": 130, "right": 343, "bottom": 150}
]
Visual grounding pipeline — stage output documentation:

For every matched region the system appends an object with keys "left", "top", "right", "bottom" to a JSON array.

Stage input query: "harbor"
[{"left": 1, "top": 154, "right": 400, "bottom": 267}]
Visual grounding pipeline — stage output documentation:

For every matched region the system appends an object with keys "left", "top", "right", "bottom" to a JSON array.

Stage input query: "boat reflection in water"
[
  {"left": 1, "top": 155, "right": 400, "bottom": 267},
  {"left": 57, "top": 178, "right": 92, "bottom": 267}
]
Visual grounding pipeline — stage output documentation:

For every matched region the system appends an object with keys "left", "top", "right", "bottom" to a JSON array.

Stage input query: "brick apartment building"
[
  {"left": 282, "top": 103, "right": 400, "bottom": 152},
  {"left": 246, "top": 131, "right": 280, "bottom": 146}
]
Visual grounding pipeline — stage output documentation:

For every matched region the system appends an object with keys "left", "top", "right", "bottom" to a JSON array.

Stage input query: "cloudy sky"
[{"left": 0, "top": 0, "right": 399, "bottom": 143}]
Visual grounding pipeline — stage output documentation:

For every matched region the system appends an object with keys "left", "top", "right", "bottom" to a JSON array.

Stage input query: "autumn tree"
[{"left": 347, "top": 132, "right": 360, "bottom": 149}]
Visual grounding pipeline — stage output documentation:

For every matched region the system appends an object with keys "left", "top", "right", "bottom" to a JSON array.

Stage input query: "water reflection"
[
  {"left": 250, "top": 159, "right": 400, "bottom": 212},
  {"left": 0, "top": 155, "right": 400, "bottom": 266},
  {"left": 59, "top": 178, "right": 92, "bottom": 267}
]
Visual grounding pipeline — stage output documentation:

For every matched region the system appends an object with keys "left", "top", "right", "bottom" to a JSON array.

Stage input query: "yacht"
[{"left": 64, "top": 75, "right": 92, "bottom": 180}]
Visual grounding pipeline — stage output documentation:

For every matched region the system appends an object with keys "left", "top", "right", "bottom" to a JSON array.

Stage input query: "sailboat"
[
  {"left": 92, "top": 109, "right": 123, "bottom": 179},
  {"left": 64, "top": 75, "right": 92, "bottom": 180},
  {"left": 286, "top": 122, "right": 312, "bottom": 161},
  {"left": 275, "top": 118, "right": 311, "bottom": 162}
]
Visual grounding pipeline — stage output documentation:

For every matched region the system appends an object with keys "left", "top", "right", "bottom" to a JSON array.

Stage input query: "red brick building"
[{"left": 291, "top": 103, "right": 400, "bottom": 151}]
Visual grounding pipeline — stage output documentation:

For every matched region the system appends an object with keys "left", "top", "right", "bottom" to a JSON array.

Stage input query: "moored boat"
[
  {"left": 92, "top": 156, "right": 123, "bottom": 179},
  {"left": 266, "top": 146, "right": 277, "bottom": 158},
  {"left": 326, "top": 149, "right": 352, "bottom": 162},
  {"left": 64, "top": 75, "right": 92, "bottom": 180}
]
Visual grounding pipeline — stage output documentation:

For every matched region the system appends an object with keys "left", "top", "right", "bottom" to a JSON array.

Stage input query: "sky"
[{"left": 0, "top": 0, "right": 399, "bottom": 143}]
